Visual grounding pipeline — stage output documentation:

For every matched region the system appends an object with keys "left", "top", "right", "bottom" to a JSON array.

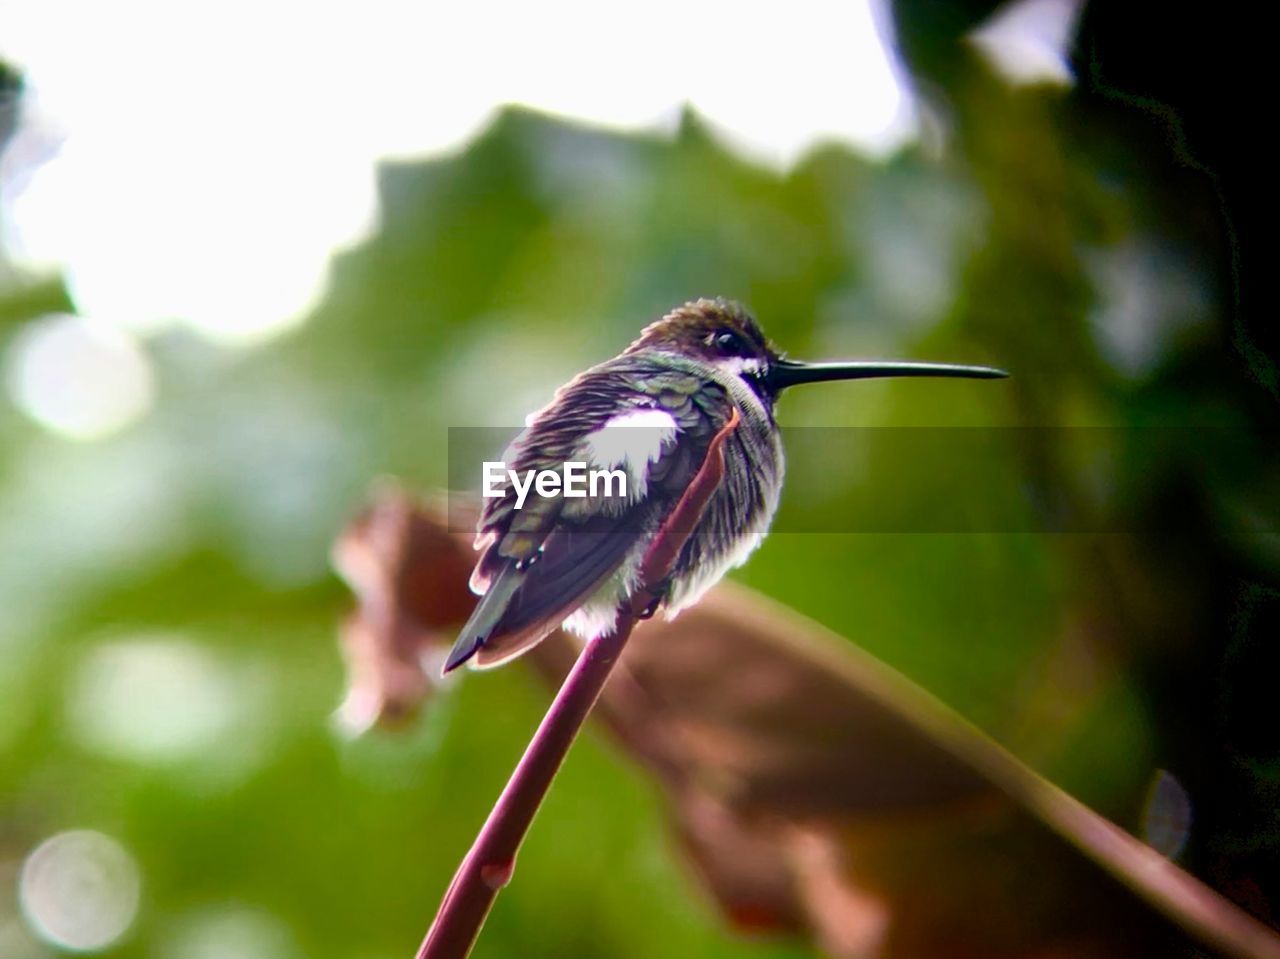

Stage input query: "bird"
[{"left": 443, "top": 297, "right": 1006, "bottom": 673}]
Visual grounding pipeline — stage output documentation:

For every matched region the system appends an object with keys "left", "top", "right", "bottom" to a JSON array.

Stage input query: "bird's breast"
[{"left": 663, "top": 379, "right": 784, "bottom": 614}]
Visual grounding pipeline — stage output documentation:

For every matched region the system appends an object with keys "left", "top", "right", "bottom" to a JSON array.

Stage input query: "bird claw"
[{"left": 635, "top": 580, "right": 669, "bottom": 620}]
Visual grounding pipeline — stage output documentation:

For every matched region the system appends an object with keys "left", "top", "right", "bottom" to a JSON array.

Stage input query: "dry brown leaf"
[{"left": 330, "top": 485, "right": 476, "bottom": 731}]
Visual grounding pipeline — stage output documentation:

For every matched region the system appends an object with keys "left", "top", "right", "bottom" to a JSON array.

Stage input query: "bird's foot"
[{"left": 635, "top": 579, "right": 670, "bottom": 620}]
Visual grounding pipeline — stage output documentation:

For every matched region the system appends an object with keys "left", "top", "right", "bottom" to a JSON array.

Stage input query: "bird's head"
[{"left": 626, "top": 298, "right": 777, "bottom": 384}]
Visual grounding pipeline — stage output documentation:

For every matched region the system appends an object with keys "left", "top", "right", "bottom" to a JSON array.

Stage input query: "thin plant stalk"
[{"left": 416, "top": 410, "right": 739, "bottom": 959}]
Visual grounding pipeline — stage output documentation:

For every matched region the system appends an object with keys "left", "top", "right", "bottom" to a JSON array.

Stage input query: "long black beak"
[{"left": 764, "top": 357, "right": 1008, "bottom": 392}]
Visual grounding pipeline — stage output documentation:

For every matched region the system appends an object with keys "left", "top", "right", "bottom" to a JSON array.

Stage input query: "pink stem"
[{"left": 415, "top": 409, "right": 739, "bottom": 959}]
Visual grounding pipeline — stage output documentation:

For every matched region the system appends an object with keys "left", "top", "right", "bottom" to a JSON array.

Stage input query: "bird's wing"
[
  {"left": 461, "top": 513, "right": 648, "bottom": 670},
  {"left": 444, "top": 353, "right": 729, "bottom": 673}
]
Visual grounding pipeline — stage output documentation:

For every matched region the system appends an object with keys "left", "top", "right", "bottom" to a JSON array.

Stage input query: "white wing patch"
[{"left": 580, "top": 408, "right": 678, "bottom": 502}]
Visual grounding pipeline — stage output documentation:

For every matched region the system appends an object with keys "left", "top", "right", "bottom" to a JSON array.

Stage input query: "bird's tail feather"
[{"left": 443, "top": 566, "right": 524, "bottom": 673}]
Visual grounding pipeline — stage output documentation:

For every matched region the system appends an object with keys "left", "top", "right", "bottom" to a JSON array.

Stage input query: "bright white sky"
[{"left": 0, "top": 0, "right": 917, "bottom": 345}]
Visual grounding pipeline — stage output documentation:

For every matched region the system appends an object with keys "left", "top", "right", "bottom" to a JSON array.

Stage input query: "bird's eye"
[{"left": 713, "top": 329, "right": 748, "bottom": 355}]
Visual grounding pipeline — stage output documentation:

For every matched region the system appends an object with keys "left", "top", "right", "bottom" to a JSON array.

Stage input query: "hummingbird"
[{"left": 443, "top": 298, "right": 1006, "bottom": 673}]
